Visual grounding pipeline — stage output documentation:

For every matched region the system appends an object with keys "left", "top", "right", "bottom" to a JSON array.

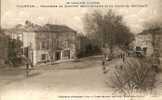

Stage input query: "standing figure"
[
  {"left": 26, "top": 62, "right": 30, "bottom": 77},
  {"left": 102, "top": 55, "right": 106, "bottom": 74},
  {"left": 122, "top": 53, "right": 125, "bottom": 62},
  {"left": 21, "top": 55, "right": 31, "bottom": 77}
]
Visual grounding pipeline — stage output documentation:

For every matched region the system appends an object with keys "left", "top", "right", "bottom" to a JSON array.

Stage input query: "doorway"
[{"left": 55, "top": 51, "right": 61, "bottom": 60}]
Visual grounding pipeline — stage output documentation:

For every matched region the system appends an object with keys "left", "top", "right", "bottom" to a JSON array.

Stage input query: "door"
[
  {"left": 63, "top": 50, "right": 70, "bottom": 59},
  {"left": 55, "top": 51, "right": 61, "bottom": 60}
]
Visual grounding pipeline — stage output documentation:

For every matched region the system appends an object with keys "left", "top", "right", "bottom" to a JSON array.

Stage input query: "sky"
[{"left": 1, "top": 0, "right": 162, "bottom": 34}]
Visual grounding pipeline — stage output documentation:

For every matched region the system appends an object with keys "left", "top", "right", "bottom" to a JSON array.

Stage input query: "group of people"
[{"left": 120, "top": 53, "right": 126, "bottom": 62}]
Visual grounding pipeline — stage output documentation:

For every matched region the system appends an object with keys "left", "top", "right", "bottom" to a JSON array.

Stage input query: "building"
[
  {"left": 133, "top": 33, "right": 153, "bottom": 57},
  {"left": 5, "top": 21, "right": 77, "bottom": 66},
  {"left": 133, "top": 28, "right": 162, "bottom": 57}
]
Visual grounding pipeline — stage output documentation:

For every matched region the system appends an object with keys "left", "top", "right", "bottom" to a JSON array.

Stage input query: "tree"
[
  {"left": 8, "top": 37, "right": 23, "bottom": 67},
  {"left": 83, "top": 10, "right": 134, "bottom": 54},
  {"left": 76, "top": 34, "right": 101, "bottom": 58},
  {"left": 0, "top": 29, "right": 9, "bottom": 64}
]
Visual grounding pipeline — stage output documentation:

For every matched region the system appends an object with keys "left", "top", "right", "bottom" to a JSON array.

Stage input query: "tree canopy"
[{"left": 83, "top": 10, "right": 134, "bottom": 51}]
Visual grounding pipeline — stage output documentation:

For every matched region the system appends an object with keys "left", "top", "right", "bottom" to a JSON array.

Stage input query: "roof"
[
  {"left": 4, "top": 24, "right": 42, "bottom": 33},
  {"left": 139, "top": 27, "right": 162, "bottom": 35},
  {"left": 4, "top": 21, "right": 76, "bottom": 33},
  {"left": 42, "top": 24, "right": 76, "bottom": 33}
]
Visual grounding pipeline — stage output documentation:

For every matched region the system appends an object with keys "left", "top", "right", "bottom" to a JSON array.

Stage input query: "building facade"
[
  {"left": 5, "top": 21, "right": 77, "bottom": 65},
  {"left": 133, "top": 28, "right": 162, "bottom": 57},
  {"left": 133, "top": 33, "right": 153, "bottom": 57}
]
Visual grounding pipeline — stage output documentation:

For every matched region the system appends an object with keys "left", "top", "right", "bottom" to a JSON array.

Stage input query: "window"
[
  {"left": 42, "top": 41, "right": 46, "bottom": 49},
  {"left": 41, "top": 54, "right": 46, "bottom": 60},
  {"left": 40, "top": 41, "right": 49, "bottom": 50},
  {"left": 65, "top": 40, "right": 69, "bottom": 48},
  {"left": 63, "top": 50, "right": 70, "bottom": 58}
]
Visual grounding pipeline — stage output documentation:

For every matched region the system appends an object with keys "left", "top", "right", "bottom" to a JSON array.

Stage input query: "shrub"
[{"left": 106, "top": 57, "right": 157, "bottom": 95}]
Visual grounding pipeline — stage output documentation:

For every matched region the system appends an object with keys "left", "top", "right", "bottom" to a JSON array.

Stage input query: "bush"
[{"left": 106, "top": 57, "right": 157, "bottom": 95}]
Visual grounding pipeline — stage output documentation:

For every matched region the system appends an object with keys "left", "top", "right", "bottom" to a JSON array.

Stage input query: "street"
[
  {"left": 0, "top": 56, "right": 161, "bottom": 100},
  {"left": 0, "top": 56, "right": 114, "bottom": 100}
]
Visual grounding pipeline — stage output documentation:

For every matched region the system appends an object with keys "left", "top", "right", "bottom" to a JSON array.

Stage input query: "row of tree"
[{"left": 77, "top": 10, "right": 134, "bottom": 57}]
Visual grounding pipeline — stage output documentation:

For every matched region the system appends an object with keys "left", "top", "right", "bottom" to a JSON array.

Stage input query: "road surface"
[
  {"left": 0, "top": 56, "right": 161, "bottom": 100},
  {"left": 0, "top": 56, "right": 115, "bottom": 100}
]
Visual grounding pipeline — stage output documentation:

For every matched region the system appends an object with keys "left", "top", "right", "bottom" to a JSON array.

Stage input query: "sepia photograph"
[{"left": 0, "top": 0, "right": 162, "bottom": 100}]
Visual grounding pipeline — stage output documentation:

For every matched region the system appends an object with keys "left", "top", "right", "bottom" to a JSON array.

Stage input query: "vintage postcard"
[{"left": 0, "top": 0, "right": 162, "bottom": 100}]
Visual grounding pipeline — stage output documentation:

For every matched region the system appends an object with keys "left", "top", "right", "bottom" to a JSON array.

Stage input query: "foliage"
[
  {"left": 83, "top": 10, "right": 134, "bottom": 52},
  {"left": 106, "top": 57, "right": 157, "bottom": 95},
  {"left": 8, "top": 38, "right": 23, "bottom": 67},
  {"left": 76, "top": 35, "right": 101, "bottom": 58},
  {"left": 0, "top": 29, "right": 9, "bottom": 64}
]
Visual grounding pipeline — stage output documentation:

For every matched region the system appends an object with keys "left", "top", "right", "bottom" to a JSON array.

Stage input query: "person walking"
[
  {"left": 122, "top": 53, "right": 125, "bottom": 62},
  {"left": 102, "top": 55, "right": 106, "bottom": 74},
  {"left": 21, "top": 55, "right": 31, "bottom": 77}
]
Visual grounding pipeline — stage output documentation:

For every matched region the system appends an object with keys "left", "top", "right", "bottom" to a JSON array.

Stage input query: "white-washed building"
[
  {"left": 133, "top": 33, "right": 153, "bottom": 57},
  {"left": 5, "top": 21, "right": 77, "bottom": 65},
  {"left": 133, "top": 28, "right": 162, "bottom": 57}
]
